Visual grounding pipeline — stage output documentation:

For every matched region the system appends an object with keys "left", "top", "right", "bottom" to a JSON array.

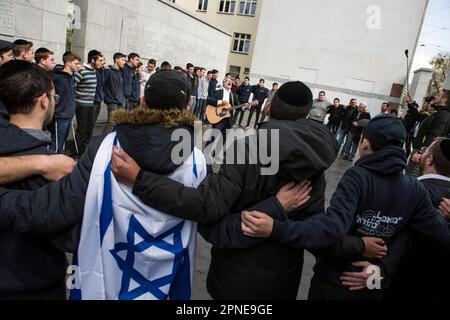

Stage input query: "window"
[
  {"left": 198, "top": 0, "right": 208, "bottom": 11},
  {"left": 239, "top": 0, "right": 257, "bottom": 16},
  {"left": 219, "top": 0, "right": 236, "bottom": 14},
  {"left": 232, "top": 33, "right": 251, "bottom": 54},
  {"left": 229, "top": 65, "right": 241, "bottom": 79},
  {"left": 244, "top": 67, "right": 250, "bottom": 75}
]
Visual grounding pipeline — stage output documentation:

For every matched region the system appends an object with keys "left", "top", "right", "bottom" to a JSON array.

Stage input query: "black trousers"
[
  {"left": 92, "top": 102, "right": 102, "bottom": 128},
  {"left": 246, "top": 102, "right": 263, "bottom": 128},
  {"left": 75, "top": 105, "right": 96, "bottom": 156}
]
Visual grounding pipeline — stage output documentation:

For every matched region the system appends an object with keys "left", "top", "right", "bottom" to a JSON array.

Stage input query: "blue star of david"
[{"left": 110, "top": 216, "right": 188, "bottom": 300}]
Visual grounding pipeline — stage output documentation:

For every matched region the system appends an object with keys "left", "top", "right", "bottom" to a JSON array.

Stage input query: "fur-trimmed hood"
[
  {"left": 112, "top": 108, "right": 196, "bottom": 129},
  {"left": 113, "top": 108, "right": 196, "bottom": 175}
]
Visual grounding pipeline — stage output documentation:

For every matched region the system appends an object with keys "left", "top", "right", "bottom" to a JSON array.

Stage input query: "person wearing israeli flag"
[{"left": 0, "top": 70, "right": 225, "bottom": 300}]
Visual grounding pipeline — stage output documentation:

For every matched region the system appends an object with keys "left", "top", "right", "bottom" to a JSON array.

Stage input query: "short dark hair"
[
  {"left": 334, "top": 98, "right": 340, "bottom": 102},
  {"left": 12, "top": 39, "right": 33, "bottom": 57},
  {"left": 429, "top": 138, "right": 450, "bottom": 177},
  {"left": 259, "top": 79, "right": 265, "bottom": 83},
  {"left": 63, "top": 52, "right": 81, "bottom": 64},
  {"left": 148, "top": 59, "right": 157, "bottom": 65},
  {"left": 0, "top": 61, "right": 54, "bottom": 115},
  {"left": 244, "top": 76, "right": 250, "bottom": 81},
  {"left": 128, "top": 53, "right": 140, "bottom": 61},
  {"left": 88, "top": 50, "right": 102, "bottom": 63},
  {"left": 0, "top": 47, "right": 12, "bottom": 57},
  {"left": 273, "top": 82, "right": 278, "bottom": 86},
  {"left": 34, "top": 48, "right": 54, "bottom": 64},
  {"left": 207, "top": 71, "right": 212, "bottom": 75},
  {"left": 226, "top": 73, "right": 232, "bottom": 78},
  {"left": 319, "top": 91, "right": 326, "bottom": 96},
  {"left": 161, "top": 61, "right": 172, "bottom": 69},
  {"left": 186, "top": 63, "right": 194, "bottom": 69},
  {"left": 113, "top": 52, "right": 126, "bottom": 61},
  {"left": 362, "top": 130, "right": 384, "bottom": 152},
  {"left": 212, "top": 69, "right": 219, "bottom": 75}
]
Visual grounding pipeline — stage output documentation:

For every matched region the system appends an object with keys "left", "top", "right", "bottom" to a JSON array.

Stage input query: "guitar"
[{"left": 205, "top": 100, "right": 259, "bottom": 125}]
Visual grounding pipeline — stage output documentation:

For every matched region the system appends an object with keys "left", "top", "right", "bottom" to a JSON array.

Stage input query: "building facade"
[
  {"left": 72, "top": 0, "right": 231, "bottom": 74},
  {"left": 250, "top": 0, "right": 429, "bottom": 115},
  {"left": 0, "top": 0, "right": 68, "bottom": 64},
  {"left": 175, "top": 0, "right": 262, "bottom": 79}
]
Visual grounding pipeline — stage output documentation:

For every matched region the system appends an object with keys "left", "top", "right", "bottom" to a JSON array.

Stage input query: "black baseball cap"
[{"left": 365, "top": 115, "right": 406, "bottom": 148}]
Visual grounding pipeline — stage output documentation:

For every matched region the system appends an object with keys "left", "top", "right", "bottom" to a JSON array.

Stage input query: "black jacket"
[
  {"left": 236, "top": 84, "right": 252, "bottom": 104},
  {"left": 94, "top": 68, "right": 105, "bottom": 104},
  {"left": 414, "top": 105, "right": 450, "bottom": 149},
  {"left": 131, "top": 72, "right": 141, "bottom": 103},
  {"left": 130, "top": 118, "right": 339, "bottom": 299},
  {"left": 341, "top": 105, "right": 358, "bottom": 131},
  {"left": 104, "top": 66, "right": 126, "bottom": 106},
  {"left": 122, "top": 63, "right": 135, "bottom": 100},
  {"left": 0, "top": 118, "right": 69, "bottom": 299},
  {"left": 403, "top": 102, "right": 420, "bottom": 132},
  {"left": 268, "top": 146, "right": 450, "bottom": 291},
  {"left": 208, "top": 79, "right": 219, "bottom": 98},
  {"left": 386, "top": 175, "right": 450, "bottom": 300},
  {"left": 327, "top": 104, "right": 345, "bottom": 125},
  {"left": 349, "top": 111, "right": 371, "bottom": 142},
  {"left": 53, "top": 68, "right": 76, "bottom": 120},
  {"left": 252, "top": 85, "right": 269, "bottom": 105}
]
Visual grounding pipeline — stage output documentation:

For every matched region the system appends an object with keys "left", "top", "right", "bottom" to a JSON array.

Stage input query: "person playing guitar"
[{"left": 206, "top": 78, "right": 240, "bottom": 140}]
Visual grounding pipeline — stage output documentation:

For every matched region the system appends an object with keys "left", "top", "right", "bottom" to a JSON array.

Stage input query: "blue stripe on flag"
[
  {"left": 99, "top": 161, "right": 113, "bottom": 245},
  {"left": 193, "top": 151, "right": 198, "bottom": 179}
]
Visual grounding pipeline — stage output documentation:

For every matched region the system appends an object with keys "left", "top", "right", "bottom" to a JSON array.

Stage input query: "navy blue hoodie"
[
  {"left": 270, "top": 146, "right": 450, "bottom": 289},
  {"left": 122, "top": 63, "right": 135, "bottom": 100},
  {"left": 104, "top": 66, "right": 126, "bottom": 106},
  {"left": 236, "top": 84, "right": 252, "bottom": 104},
  {"left": 94, "top": 68, "right": 105, "bottom": 104},
  {"left": 0, "top": 117, "right": 69, "bottom": 299},
  {"left": 53, "top": 68, "right": 76, "bottom": 120}
]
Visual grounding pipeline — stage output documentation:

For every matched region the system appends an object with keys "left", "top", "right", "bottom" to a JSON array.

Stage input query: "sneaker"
[{"left": 342, "top": 155, "right": 349, "bottom": 160}]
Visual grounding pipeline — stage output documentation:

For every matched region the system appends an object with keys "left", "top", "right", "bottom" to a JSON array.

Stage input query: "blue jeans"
[
  {"left": 50, "top": 119, "right": 72, "bottom": 154},
  {"left": 342, "top": 132, "right": 358, "bottom": 159},
  {"left": 337, "top": 128, "right": 348, "bottom": 148},
  {"left": 196, "top": 99, "right": 207, "bottom": 121}
]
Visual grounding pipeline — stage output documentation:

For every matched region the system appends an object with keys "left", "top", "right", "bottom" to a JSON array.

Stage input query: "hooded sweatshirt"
[
  {"left": 104, "top": 66, "right": 126, "bottom": 106},
  {"left": 53, "top": 67, "right": 76, "bottom": 120},
  {"left": 0, "top": 117, "right": 68, "bottom": 299},
  {"left": 269, "top": 146, "right": 450, "bottom": 291}
]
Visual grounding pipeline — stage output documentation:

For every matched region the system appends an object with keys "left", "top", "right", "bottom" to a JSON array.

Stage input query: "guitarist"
[{"left": 207, "top": 78, "right": 239, "bottom": 140}]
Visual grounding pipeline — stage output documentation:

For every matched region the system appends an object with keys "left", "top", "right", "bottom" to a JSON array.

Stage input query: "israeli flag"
[{"left": 73, "top": 133, "right": 206, "bottom": 300}]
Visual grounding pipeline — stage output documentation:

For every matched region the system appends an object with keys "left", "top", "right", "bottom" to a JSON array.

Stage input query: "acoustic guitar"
[{"left": 205, "top": 100, "right": 259, "bottom": 125}]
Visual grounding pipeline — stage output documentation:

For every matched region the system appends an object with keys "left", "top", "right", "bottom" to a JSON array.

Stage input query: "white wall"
[
  {"left": 250, "top": 0, "right": 429, "bottom": 116},
  {"left": 73, "top": 0, "right": 231, "bottom": 73},
  {"left": 0, "top": 0, "right": 68, "bottom": 64}
]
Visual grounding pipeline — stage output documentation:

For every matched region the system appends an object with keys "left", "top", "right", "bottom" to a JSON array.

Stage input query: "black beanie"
[
  {"left": 144, "top": 69, "right": 191, "bottom": 110},
  {"left": 441, "top": 139, "right": 450, "bottom": 161},
  {"left": 270, "top": 81, "right": 313, "bottom": 120},
  {"left": 0, "top": 60, "right": 34, "bottom": 80},
  {"left": 275, "top": 81, "right": 313, "bottom": 107},
  {"left": 365, "top": 115, "right": 406, "bottom": 148}
]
